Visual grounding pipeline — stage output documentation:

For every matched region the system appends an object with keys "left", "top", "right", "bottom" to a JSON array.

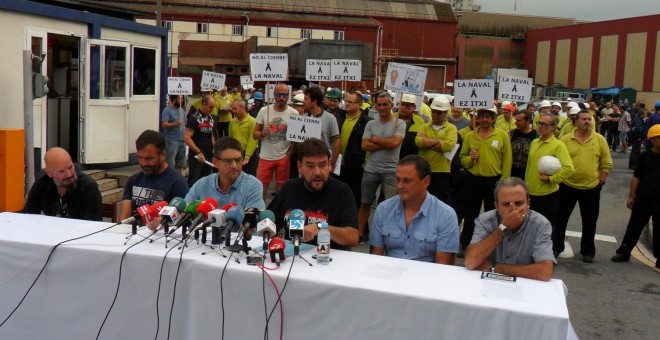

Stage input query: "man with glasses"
[
  {"left": 465, "top": 177, "right": 555, "bottom": 281},
  {"left": 337, "top": 92, "right": 373, "bottom": 211},
  {"left": 185, "top": 137, "right": 264, "bottom": 210},
  {"left": 185, "top": 95, "right": 216, "bottom": 187},
  {"left": 395, "top": 93, "right": 425, "bottom": 159},
  {"left": 253, "top": 83, "right": 297, "bottom": 199}
]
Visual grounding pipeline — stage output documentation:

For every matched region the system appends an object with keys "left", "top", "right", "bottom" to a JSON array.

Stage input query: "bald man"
[{"left": 25, "top": 147, "right": 102, "bottom": 221}]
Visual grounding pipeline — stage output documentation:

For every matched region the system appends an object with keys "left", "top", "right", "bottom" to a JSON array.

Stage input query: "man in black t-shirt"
[
  {"left": 612, "top": 125, "right": 660, "bottom": 268},
  {"left": 510, "top": 111, "right": 537, "bottom": 180},
  {"left": 119, "top": 130, "right": 189, "bottom": 229},
  {"left": 185, "top": 95, "right": 216, "bottom": 187},
  {"left": 25, "top": 147, "right": 102, "bottom": 221},
  {"left": 268, "top": 138, "right": 359, "bottom": 250}
]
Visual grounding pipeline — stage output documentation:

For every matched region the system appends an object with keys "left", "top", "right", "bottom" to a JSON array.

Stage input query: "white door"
[
  {"left": 25, "top": 29, "right": 47, "bottom": 165},
  {"left": 81, "top": 39, "right": 130, "bottom": 163}
]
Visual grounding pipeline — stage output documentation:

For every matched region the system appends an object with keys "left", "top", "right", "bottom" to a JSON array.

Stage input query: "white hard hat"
[
  {"left": 551, "top": 102, "right": 562, "bottom": 108},
  {"left": 538, "top": 155, "right": 562, "bottom": 175},
  {"left": 401, "top": 93, "right": 417, "bottom": 104},
  {"left": 567, "top": 101, "right": 579, "bottom": 109},
  {"left": 539, "top": 100, "right": 551, "bottom": 108},
  {"left": 569, "top": 106, "right": 581, "bottom": 115},
  {"left": 430, "top": 96, "right": 451, "bottom": 111}
]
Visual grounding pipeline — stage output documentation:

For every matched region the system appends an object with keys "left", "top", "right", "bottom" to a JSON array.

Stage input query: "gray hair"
[
  {"left": 494, "top": 177, "right": 529, "bottom": 202},
  {"left": 377, "top": 92, "right": 393, "bottom": 104},
  {"left": 539, "top": 112, "right": 559, "bottom": 127}
]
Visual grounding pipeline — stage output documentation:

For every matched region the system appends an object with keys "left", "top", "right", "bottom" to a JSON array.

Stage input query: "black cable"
[
  {"left": 154, "top": 238, "right": 184, "bottom": 340},
  {"left": 264, "top": 255, "right": 295, "bottom": 340},
  {"left": 219, "top": 251, "right": 234, "bottom": 340},
  {"left": 0, "top": 222, "right": 122, "bottom": 328},
  {"left": 166, "top": 231, "right": 196, "bottom": 340},
  {"left": 96, "top": 231, "right": 154, "bottom": 339}
]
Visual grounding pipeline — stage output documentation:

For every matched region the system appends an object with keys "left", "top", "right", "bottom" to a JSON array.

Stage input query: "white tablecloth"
[{"left": 0, "top": 213, "right": 577, "bottom": 339}]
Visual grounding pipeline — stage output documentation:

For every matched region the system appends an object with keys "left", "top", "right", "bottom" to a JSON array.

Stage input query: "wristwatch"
[
  {"left": 316, "top": 222, "right": 323, "bottom": 230},
  {"left": 498, "top": 223, "right": 512, "bottom": 236}
]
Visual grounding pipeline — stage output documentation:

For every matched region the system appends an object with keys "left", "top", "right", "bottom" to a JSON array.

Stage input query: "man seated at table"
[
  {"left": 25, "top": 147, "right": 102, "bottom": 221},
  {"left": 464, "top": 177, "right": 555, "bottom": 281},
  {"left": 268, "top": 138, "right": 359, "bottom": 250},
  {"left": 185, "top": 137, "right": 265, "bottom": 210},
  {"left": 119, "top": 130, "right": 189, "bottom": 229},
  {"left": 369, "top": 155, "right": 459, "bottom": 264}
]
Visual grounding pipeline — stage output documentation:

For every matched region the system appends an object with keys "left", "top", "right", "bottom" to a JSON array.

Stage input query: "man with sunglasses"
[
  {"left": 185, "top": 137, "right": 265, "bottom": 210},
  {"left": 253, "top": 83, "right": 296, "bottom": 199},
  {"left": 465, "top": 177, "right": 555, "bottom": 281}
]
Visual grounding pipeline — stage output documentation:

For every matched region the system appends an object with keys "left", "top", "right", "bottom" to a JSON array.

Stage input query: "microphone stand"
[
  {"left": 291, "top": 235, "right": 313, "bottom": 266},
  {"left": 124, "top": 220, "right": 149, "bottom": 245}
]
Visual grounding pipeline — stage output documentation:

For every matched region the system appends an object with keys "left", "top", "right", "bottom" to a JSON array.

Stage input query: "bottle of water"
[{"left": 316, "top": 222, "right": 330, "bottom": 265}]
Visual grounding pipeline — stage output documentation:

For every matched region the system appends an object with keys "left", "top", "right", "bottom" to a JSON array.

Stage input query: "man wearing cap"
[
  {"left": 229, "top": 99, "right": 258, "bottom": 176},
  {"left": 415, "top": 96, "right": 457, "bottom": 204},
  {"left": 185, "top": 95, "right": 216, "bottom": 187},
  {"left": 556, "top": 110, "right": 612, "bottom": 263},
  {"left": 290, "top": 93, "right": 305, "bottom": 115},
  {"left": 510, "top": 110, "right": 537, "bottom": 180},
  {"left": 303, "top": 86, "right": 340, "bottom": 168},
  {"left": 612, "top": 124, "right": 660, "bottom": 269},
  {"left": 337, "top": 92, "right": 372, "bottom": 207},
  {"left": 458, "top": 106, "right": 512, "bottom": 256},
  {"left": 494, "top": 103, "right": 516, "bottom": 134},
  {"left": 249, "top": 91, "right": 264, "bottom": 118},
  {"left": 395, "top": 93, "right": 425, "bottom": 159},
  {"left": 215, "top": 87, "right": 233, "bottom": 137},
  {"left": 358, "top": 92, "right": 406, "bottom": 241},
  {"left": 642, "top": 101, "right": 660, "bottom": 150},
  {"left": 325, "top": 88, "right": 345, "bottom": 117},
  {"left": 532, "top": 100, "right": 551, "bottom": 130}
]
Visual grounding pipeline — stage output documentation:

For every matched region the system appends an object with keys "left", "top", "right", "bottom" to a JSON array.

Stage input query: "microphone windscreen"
[
  {"left": 184, "top": 200, "right": 202, "bottom": 215},
  {"left": 169, "top": 197, "right": 187, "bottom": 213},
  {"left": 243, "top": 207, "right": 260, "bottom": 227},
  {"left": 258, "top": 210, "right": 276, "bottom": 223},
  {"left": 225, "top": 206, "right": 244, "bottom": 225},
  {"left": 196, "top": 197, "right": 219, "bottom": 218}
]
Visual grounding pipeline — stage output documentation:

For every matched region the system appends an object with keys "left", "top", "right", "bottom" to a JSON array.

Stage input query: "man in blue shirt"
[
  {"left": 185, "top": 137, "right": 264, "bottom": 210},
  {"left": 161, "top": 95, "right": 186, "bottom": 173},
  {"left": 369, "top": 155, "right": 459, "bottom": 264}
]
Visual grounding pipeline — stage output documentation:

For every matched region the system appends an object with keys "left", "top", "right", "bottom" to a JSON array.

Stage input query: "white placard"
[
  {"left": 266, "top": 84, "right": 293, "bottom": 104},
  {"left": 306, "top": 59, "right": 332, "bottom": 81},
  {"left": 167, "top": 77, "right": 193, "bottom": 95},
  {"left": 498, "top": 76, "right": 533, "bottom": 103},
  {"left": 240, "top": 75, "right": 253, "bottom": 86},
  {"left": 454, "top": 79, "right": 495, "bottom": 109},
  {"left": 384, "top": 62, "right": 428, "bottom": 95},
  {"left": 286, "top": 115, "right": 322, "bottom": 142},
  {"left": 330, "top": 59, "right": 362, "bottom": 81},
  {"left": 200, "top": 70, "right": 226, "bottom": 91},
  {"left": 249, "top": 53, "right": 288, "bottom": 81}
]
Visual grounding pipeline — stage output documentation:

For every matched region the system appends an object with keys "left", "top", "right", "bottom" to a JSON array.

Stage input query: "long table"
[{"left": 0, "top": 213, "right": 577, "bottom": 339}]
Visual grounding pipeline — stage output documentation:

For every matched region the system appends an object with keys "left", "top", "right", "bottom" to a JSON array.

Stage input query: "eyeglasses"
[
  {"left": 214, "top": 156, "right": 244, "bottom": 165},
  {"left": 537, "top": 122, "right": 555, "bottom": 127},
  {"left": 274, "top": 93, "right": 289, "bottom": 98}
]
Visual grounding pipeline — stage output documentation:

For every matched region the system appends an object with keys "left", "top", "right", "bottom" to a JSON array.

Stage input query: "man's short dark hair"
[
  {"left": 214, "top": 137, "right": 243, "bottom": 157},
  {"left": 304, "top": 86, "right": 324, "bottom": 107},
  {"left": 377, "top": 92, "right": 393, "bottom": 104},
  {"left": 516, "top": 111, "right": 533, "bottom": 123},
  {"left": 136, "top": 130, "right": 166, "bottom": 153},
  {"left": 348, "top": 91, "right": 363, "bottom": 104},
  {"left": 201, "top": 95, "right": 213, "bottom": 106},
  {"left": 398, "top": 155, "right": 431, "bottom": 180},
  {"left": 297, "top": 138, "right": 330, "bottom": 161},
  {"left": 169, "top": 94, "right": 179, "bottom": 102}
]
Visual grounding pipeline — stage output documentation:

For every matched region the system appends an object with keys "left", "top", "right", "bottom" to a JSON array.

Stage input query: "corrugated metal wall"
[
  {"left": 597, "top": 35, "right": 618, "bottom": 88},
  {"left": 574, "top": 37, "right": 593, "bottom": 89}
]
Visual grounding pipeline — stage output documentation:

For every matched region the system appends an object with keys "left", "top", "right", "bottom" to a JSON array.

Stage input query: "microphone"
[
  {"left": 268, "top": 237, "right": 286, "bottom": 265},
  {"left": 145, "top": 201, "right": 168, "bottom": 225},
  {"left": 156, "top": 197, "right": 187, "bottom": 233},
  {"left": 121, "top": 203, "right": 152, "bottom": 225},
  {"left": 219, "top": 205, "right": 244, "bottom": 246},
  {"left": 228, "top": 207, "right": 260, "bottom": 252},
  {"left": 189, "top": 198, "right": 219, "bottom": 238},
  {"left": 168, "top": 200, "right": 201, "bottom": 235},
  {"left": 288, "top": 209, "right": 306, "bottom": 255},
  {"left": 257, "top": 210, "right": 277, "bottom": 251},
  {"left": 210, "top": 203, "right": 235, "bottom": 244}
]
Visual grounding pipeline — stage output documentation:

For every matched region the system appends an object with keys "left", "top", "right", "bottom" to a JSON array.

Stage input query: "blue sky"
[{"left": 478, "top": 0, "right": 660, "bottom": 21}]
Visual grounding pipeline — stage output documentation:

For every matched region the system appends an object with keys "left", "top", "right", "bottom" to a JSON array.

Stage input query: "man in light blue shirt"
[
  {"left": 185, "top": 137, "right": 265, "bottom": 210},
  {"left": 370, "top": 155, "right": 459, "bottom": 264}
]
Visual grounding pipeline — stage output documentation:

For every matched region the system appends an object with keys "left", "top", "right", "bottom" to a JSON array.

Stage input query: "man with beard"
[
  {"left": 369, "top": 155, "right": 459, "bottom": 264},
  {"left": 161, "top": 95, "right": 186, "bottom": 173},
  {"left": 120, "top": 130, "right": 189, "bottom": 229},
  {"left": 510, "top": 110, "right": 537, "bottom": 179},
  {"left": 325, "top": 88, "right": 345, "bottom": 117},
  {"left": 186, "top": 137, "right": 264, "bottom": 210},
  {"left": 303, "top": 86, "right": 340, "bottom": 168},
  {"left": 25, "top": 147, "right": 102, "bottom": 221},
  {"left": 395, "top": 93, "right": 425, "bottom": 159},
  {"left": 268, "top": 138, "right": 359, "bottom": 250}
]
